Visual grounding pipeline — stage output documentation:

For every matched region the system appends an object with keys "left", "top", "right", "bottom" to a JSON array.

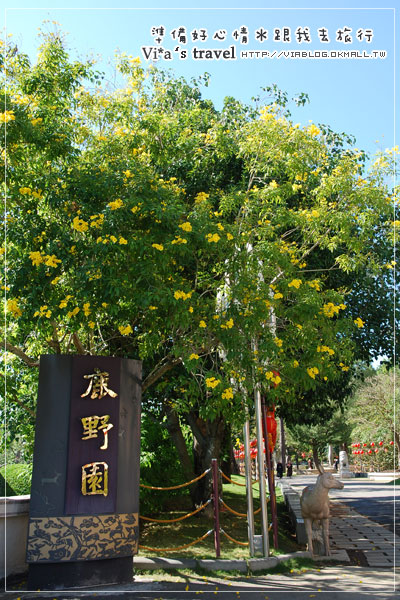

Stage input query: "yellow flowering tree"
[{"left": 2, "top": 31, "right": 397, "bottom": 495}]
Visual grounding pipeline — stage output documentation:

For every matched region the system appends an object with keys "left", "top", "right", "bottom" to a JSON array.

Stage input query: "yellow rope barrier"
[
  {"left": 140, "top": 500, "right": 211, "bottom": 523},
  {"left": 220, "top": 529, "right": 249, "bottom": 547},
  {"left": 139, "top": 530, "right": 213, "bottom": 553},
  {"left": 220, "top": 499, "right": 265, "bottom": 518},
  {"left": 219, "top": 470, "right": 259, "bottom": 487},
  {"left": 140, "top": 468, "right": 210, "bottom": 490}
]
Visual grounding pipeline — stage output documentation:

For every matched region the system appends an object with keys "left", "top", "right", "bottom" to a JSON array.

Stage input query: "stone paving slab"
[{"left": 329, "top": 500, "right": 399, "bottom": 568}]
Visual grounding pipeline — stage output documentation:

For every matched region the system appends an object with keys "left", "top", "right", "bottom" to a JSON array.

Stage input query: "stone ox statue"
[{"left": 300, "top": 465, "right": 344, "bottom": 556}]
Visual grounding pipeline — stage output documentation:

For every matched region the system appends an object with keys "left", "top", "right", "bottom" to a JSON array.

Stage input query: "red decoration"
[
  {"left": 363, "top": 443, "right": 367, "bottom": 447},
  {"left": 368, "top": 449, "right": 372, "bottom": 454},
  {"left": 379, "top": 441, "right": 383, "bottom": 446},
  {"left": 375, "top": 449, "right": 379, "bottom": 453},
  {"left": 266, "top": 407, "right": 277, "bottom": 453},
  {"left": 371, "top": 442, "right": 375, "bottom": 447},
  {"left": 360, "top": 450, "right": 364, "bottom": 454},
  {"left": 390, "top": 441, "right": 394, "bottom": 445}
]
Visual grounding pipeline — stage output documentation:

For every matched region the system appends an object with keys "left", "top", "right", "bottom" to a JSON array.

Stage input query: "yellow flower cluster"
[
  {"left": 152, "top": 243, "right": 164, "bottom": 251},
  {"left": 31, "top": 117, "right": 43, "bottom": 126},
  {"left": 269, "top": 180, "right": 279, "bottom": 189},
  {"left": 226, "top": 233, "right": 234, "bottom": 241},
  {"left": 354, "top": 317, "right": 365, "bottom": 328},
  {"left": 293, "top": 360, "right": 299, "bottom": 368},
  {"left": 221, "top": 318, "right": 234, "bottom": 329},
  {"left": 179, "top": 222, "right": 192, "bottom": 232},
  {"left": 20, "top": 187, "right": 32, "bottom": 195},
  {"left": 34, "top": 305, "right": 51, "bottom": 318},
  {"left": 339, "top": 363, "right": 349, "bottom": 372},
  {"left": 274, "top": 292, "right": 283, "bottom": 300},
  {"left": 108, "top": 198, "right": 124, "bottom": 210},
  {"left": 59, "top": 295, "right": 73, "bottom": 308},
  {"left": 222, "top": 387, "right": 234, "bottom": 400},
  {"left": 90, "top": 214, "right": 104, "bottom": 228},
  {"left": 0, "top": 111, "right": 15, "bottom": 123},
  {"left": 83, "top": 303, "right": 91, "bottom": 316},
  {"left": 7, "top": 298, "right": 22, "bottom": 318},
  {"left": 308, "top": 123, "right": 321, "bottom": 137},
  {"left": 171, "top": 236, "right": 187, "bottom": 245},
  {"left": 266, "top": 371, "right": 281, "bottom": 385},
  {"left": 96, "top": 235, "right": 127, "bottom": 245},
  {"left": 288, "top": 279, "right": 302, "bottom": 289},
  {"left": 322, "top": 302, "right": 346, "bottom": 318},
  {"left": 307, "top": 280, "right": 321, "bottom": 291},
  {"left": 67, "top": 307, "right": 80, "bottom": 318},
  {"left": 174, "top": 290, "right": 192, "bottom": 301},
  {"left": 29, "top": 251, "right": 61, "bottom": 267},
  {"left": 199, "top": 320, "right": 207, "bottom": 328},
  {"left": 206, "top": 233, "right": 220, "bottom": 243},
  {"left": 195, "top": 192, "right": 209, "bottom": 203},
  {"left": 72, "top": 216, "right": 89, "bottom": 232},
  {"left": 205, "top": 377, "right": 221, "bottom": 388},
  {"left": 317, "top": 345, "right": 335, "bottom": 355},
  {"left": 307, "top": 367, "right": 319, "bottom": 379},
  {"left": 119, "top": 324, "right": 133, "bottom": 335},
  {"left": 189, "top": 353, "right": 199, "bottom": 360}
]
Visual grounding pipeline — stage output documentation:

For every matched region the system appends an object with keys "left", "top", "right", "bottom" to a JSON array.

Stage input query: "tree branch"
[
  {"left": 2, "top": 341, "right": 39, "bottom": 367},
  {"left": 142, "top": 356, "right": 182, "bottom": 392},
  {"left": 72, "top": 332, "right": 87, "bottom": 355},
  {"left": 8, "top": 396, "right": 36, "bottom": 418}
]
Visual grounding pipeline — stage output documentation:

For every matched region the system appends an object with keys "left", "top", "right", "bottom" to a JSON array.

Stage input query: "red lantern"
[{"left": 266, "top": 407, "right": 277, "bottom": 453}]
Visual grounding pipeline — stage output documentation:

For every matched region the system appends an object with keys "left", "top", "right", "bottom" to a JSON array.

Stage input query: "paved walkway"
[{"left": 285, "top": 473, "right": 399, "bottom": 569}]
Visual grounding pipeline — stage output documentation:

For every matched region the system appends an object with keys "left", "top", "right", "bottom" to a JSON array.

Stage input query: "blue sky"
[{"left": 2, "top": 0, "right": 399, "bottom": 158}]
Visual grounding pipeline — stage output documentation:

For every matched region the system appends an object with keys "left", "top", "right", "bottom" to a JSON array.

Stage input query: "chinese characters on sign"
[
  {"left": 81, "top": 461, "right": 109, "bottom": 496},
  {"left": 141, "top": 25, "right": 385, "bottom": 62},
  {"left": 80, "top": 369, "right": 118, "bottom": 497},
  {"left": 81, "top": 368, "right": 118, "bottom": 399}
]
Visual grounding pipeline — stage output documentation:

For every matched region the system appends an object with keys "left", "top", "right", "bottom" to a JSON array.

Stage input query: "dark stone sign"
[{"left": 26, "top": 355, "right": 141, "bottom": 590}]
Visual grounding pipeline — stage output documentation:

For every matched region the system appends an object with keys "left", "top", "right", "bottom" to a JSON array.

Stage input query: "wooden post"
[{"left": 211, "top": 458, "right": 221, "bottom": 558}]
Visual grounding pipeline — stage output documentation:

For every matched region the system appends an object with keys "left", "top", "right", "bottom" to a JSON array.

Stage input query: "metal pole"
[
  {"left": 243, "top": 417, "right": 255, "bottom": 557},
  {"left": 211, "top": 458, "right": 221, "bottom": 558},
  {"left": 254, "top": 385, "right": 269, "bottom": 557},
  {"left": 261, "top": 401, "right": 279, "bottom": 549}
]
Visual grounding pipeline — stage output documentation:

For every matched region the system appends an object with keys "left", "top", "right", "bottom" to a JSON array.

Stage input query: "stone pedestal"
[{"left": 26, "top": 355, "right": 141, "bottom": 590}]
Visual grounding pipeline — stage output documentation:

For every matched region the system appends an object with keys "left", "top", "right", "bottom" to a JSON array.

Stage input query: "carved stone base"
[
  {"left": 28, "top": 555, "right": 134, "bottom": 590},
  {"left": 339, "top": 468, "right": 354, "bottom": 479}
]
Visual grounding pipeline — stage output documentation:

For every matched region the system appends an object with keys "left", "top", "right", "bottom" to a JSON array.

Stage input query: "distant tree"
[{"left": 347, "top": 367, "right": 399, "bottom": 468}]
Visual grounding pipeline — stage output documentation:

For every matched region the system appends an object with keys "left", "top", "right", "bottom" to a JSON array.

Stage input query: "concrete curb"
[{"left": 133, "top": 550, "right": 348, "bottom": 573}]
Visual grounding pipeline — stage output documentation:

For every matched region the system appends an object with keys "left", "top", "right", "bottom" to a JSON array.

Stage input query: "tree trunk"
[
  {"left": 394, "top": 430, "right": 400, "bottom": 469},
  {"left": 163, "top": 404, "right": 197, "bottom": 506},
  {"left": 312, "top": 442, "right": 322, "bottom": 472},
  {"left": 186, "top": 412, "right": 225, "bottom": 506}
]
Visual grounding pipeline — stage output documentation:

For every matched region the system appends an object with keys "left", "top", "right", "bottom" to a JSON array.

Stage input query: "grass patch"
[
  {"left": 0, "top": 464, "right": 32, "bottom": 496},
  {"left": 138, "top": 474, "right": 302, "bottom": 560}
]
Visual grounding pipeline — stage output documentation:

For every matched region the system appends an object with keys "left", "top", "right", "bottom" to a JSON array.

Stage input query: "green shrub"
[
  {"left": 0, "top": 463, "right": 32, "bottom": 496},
  {"left": 0, "top": 472, "right": 15, "bottom": 496}
]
